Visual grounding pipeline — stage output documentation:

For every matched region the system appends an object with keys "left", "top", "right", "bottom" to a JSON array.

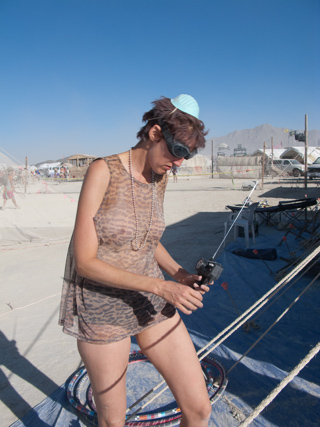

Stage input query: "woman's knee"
[
  {"left": 183, "top": 398, "right": 212, "bottom": 423},
  {"left": 199, "top": 399, "right": 212, "bottom": 420}
]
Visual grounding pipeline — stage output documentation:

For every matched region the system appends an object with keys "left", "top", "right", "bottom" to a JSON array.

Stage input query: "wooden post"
[{"left": 304, "top": 114, "right": 308, "bottom": 189}]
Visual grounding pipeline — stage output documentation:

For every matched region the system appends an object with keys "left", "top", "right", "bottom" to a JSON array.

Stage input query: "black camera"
[{"left": 195, "top": 258, "right": 223, "bottom": 285}]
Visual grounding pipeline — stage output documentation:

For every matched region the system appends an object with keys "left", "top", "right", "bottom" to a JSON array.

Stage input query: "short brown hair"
[{"left": 136, "top": 96, "right": 208, "bottom": 149}]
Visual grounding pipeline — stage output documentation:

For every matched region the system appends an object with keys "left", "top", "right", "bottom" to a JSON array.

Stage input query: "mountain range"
[
  {"left": 34, "top": 124, "right": 320, "bottom": 166},
  {"left": 201, "top": 124, "right": 320, "bottom": 158}
]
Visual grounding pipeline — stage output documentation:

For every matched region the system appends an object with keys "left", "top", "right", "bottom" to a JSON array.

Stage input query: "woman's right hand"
[{"left": 157, "top": 280, "right": 204, "bottom": 315}]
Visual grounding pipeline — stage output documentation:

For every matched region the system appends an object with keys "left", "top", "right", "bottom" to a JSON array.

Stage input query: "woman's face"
[{"left": 148, "top": 125, "right": 196, "bottom": 175}]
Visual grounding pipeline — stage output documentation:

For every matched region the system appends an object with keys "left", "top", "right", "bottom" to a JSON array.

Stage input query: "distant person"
[
  {"left": 172, "top": 164, "right": 178, "bottom": 182},
  {"left": 59, "top": 94, "right": 213, "bottom": 427},
  {"left": 60, "top": 166, "right": 68, "bottom": 179},
  {"left": 2, "top": 167, "right": 19, "bottom": 210}
]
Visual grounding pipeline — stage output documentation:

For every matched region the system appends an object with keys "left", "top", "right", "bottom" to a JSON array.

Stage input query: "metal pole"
[{"left": 304, "top": 114, "right": 308, "bottom": 189}]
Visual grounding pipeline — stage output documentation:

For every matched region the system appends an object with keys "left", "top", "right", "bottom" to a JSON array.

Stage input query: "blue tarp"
[{"left": 12, "top": 223, "right": 320, "bottom": 426}]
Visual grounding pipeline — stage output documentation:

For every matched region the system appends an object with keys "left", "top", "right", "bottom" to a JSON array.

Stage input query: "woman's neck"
[
  {"left": 118, "top": 143, "right": 152, "bottom": 184},
  {"left": 130, "top": 146, "right": 153, "bottom": 184}
]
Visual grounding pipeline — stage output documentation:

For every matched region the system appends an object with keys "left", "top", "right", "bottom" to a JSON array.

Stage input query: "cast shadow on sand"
[{"left": 0, "top": 330, "right": 56, "bottom": 426}]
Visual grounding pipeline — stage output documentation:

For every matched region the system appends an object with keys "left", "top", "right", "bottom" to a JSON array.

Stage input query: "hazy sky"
[{"left": 1, "top": 0, "right": 319, "bottom": 165}]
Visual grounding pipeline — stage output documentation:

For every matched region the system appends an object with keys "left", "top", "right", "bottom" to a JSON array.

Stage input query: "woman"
[
  {"left": 2, "top": 167, "right": 19, "bottom": 210},
  {"left": 59, "top": 94, "right": 212, "bottom": 426}
]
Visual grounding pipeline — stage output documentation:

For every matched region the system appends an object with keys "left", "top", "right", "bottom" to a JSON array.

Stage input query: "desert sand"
[{"left": 1, "top": 175, "right": 319, "bottom": 426}]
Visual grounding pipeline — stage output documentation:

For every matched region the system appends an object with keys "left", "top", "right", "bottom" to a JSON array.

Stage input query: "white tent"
[
  {"left": 251, "top": 148, "right": 287, "bottom": 160},
  {"left": 37, "top": 162, "right": 61, "bottom": 170},
  {"left": 180, "top": 154, "right": 211, "bottom": 174},
  {"left": 181, "top": 154, "right": 211, "bottom": 168},
  {"left": 281, "top": 146, "right": 320, "bottom": 164},
  {"left": 251, "top": 146, "right": 320, "bottom": 165}
]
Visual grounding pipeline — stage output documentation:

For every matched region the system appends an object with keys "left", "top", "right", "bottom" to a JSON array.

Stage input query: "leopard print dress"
[{"left": 59, "top": 154, "right": 176, "bottom": 344}]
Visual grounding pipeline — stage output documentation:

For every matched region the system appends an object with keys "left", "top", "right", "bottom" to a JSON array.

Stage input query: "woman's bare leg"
[
  {"left": 136, "top": 313, "right": 211, "bottom": 427},
  {"left": 77, "top": 337, "right": 131, "bottom": 427}
]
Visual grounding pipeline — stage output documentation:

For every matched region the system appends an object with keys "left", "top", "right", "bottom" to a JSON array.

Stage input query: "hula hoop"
[{"left": 67, "top": 351, "right": 228, "bottom": 426}]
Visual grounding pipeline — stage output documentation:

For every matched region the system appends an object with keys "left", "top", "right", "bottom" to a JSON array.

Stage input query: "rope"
[
  {"left": 239, "top": 341, "right": 320, "bottom": 427},
  {"left": 276, "top": 231, "right": 320, "bottom": 280},
  {"left": 250, "top": 247, "right": 320, "bottom": 324},
  {"left": 126, "top": 379, "right": 167, "bottom": 418},
  {"left": 0, "top": 145, "right": 24, "bottom": 165},
  {"left": 1, "top": 292, "right": 61, "bottom": 317},
  {"left": 228, "top": 271, "right": 320, "bottom": 374},
  {"left": 0, "top": 239, "right": 70, "bottom": 252}
]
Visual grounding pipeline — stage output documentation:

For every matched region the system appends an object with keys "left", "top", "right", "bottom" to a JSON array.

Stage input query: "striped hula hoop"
[{"left": 67, "top": 351, "right": 228, "bottom": 426}]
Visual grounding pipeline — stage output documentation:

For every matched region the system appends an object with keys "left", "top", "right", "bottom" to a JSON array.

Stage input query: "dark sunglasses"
[{"left": 159, "top": 121, "right": 197, "bottom": 160}]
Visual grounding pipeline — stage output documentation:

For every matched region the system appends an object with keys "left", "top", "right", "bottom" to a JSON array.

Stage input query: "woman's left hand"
[
  {"left": 175, "top": 269, "right": 213, "bottom": 295},
  {"left": 193, "top": 280, "right": 213, "bottom": 295}
]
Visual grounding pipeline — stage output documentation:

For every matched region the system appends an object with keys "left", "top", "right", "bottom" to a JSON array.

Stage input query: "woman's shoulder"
[
  {"left": 84, "top": 159, "right": 110, "bottom": 186},
  {"left": 86, "top": 154, "right": 127, "bottom": 184},
  {"left": 94, "top": 154, "right": 124, "bottom": 170},
  {"left": 88, "top": 154, "right": 120, "bottom": 171},
  {"left": 90, "top": 154, "right": 118, "bottom": 166}
]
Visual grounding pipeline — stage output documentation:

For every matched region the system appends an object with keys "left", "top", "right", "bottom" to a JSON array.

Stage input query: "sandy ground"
[{"left": 1, "top": 175, "right": 319, "bottom": 426}]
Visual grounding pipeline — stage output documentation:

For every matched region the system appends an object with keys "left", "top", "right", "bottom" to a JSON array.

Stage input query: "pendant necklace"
[{"left": 129, "top": 149, "right": 155, "bottom": 251}]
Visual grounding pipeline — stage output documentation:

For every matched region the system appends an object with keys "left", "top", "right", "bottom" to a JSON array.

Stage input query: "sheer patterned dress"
[{"left": 59, "top": 155, "right": 176, "bottom": 344}]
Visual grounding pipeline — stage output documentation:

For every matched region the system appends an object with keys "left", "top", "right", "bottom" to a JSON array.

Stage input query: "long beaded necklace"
[{"left": 129, "top": 149, "right": 155, "bottom": 251}]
